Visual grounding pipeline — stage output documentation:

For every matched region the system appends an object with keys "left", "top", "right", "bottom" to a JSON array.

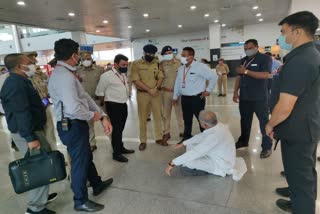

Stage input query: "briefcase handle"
[{"left": 24, "top": 148, "right": 50, "bottom": 159}]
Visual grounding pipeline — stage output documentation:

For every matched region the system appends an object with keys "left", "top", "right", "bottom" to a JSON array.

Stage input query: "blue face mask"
[{"left": 278, "top": 35, "right": 292, "bottom": 51}]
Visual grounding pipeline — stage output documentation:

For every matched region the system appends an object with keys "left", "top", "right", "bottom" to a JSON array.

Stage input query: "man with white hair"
[{"left": 165, "top": 110, "right": 247, "bottom": 181}]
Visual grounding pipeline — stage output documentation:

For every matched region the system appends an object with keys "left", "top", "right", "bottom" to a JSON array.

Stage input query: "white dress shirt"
[
  {"left": 172, "top": 123, "right": 247, "bottom": 181},
  {"left": 48, "top": 61, "right": 106, "bottom": 122},
  {"left": 173, "top": 61, "right": 217, "bottom": 99},
  {"left": 95, "top": 68, "right": 129, "bottom": 104}
]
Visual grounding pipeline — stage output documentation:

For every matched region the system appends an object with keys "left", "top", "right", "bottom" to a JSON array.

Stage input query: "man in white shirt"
[
  {"left": 96, "top": 54, "right": 135, "bottom": 163},
  {"left": 165, "top": 110, "right": 247, "bottom": 181}
]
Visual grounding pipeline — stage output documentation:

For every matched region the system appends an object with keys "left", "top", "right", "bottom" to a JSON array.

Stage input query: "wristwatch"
[{"left": 244, "top": 70, "right": 249, "bottom": 75}]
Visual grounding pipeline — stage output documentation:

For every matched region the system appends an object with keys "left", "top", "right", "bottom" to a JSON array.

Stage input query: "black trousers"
[
  {"left": 181, "top": 94, "right": 205, "bottom": 139},
  {"left": 281, "top": 139, "right": 317, "bottom": 214},
  {"left": 238, "top": 100, "right": 272, "bottom": 150},
  {"left": 57, "top": 120, "right": 102, "bottom": 206},
  {"left": 105, "top": 101, "right": 128, "bottom": 156}
]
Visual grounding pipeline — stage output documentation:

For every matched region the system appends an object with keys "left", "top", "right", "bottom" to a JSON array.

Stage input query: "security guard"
[
  {"left": 131, "top": 44, "right": 165, "bottom": 151},
  {"left": 233, "top": 39, "right": 272, "bottom": 159},
  {"left": 266, "top": 11, "right": 320, "bottom": 214},
  {"left": 173, "top": 47, "right": 217, "bottom": 144},
  {"left": 160, "top": 46, "right": 184, "bottom": 142},
  {"left": 77, "top": 51, "right": 104, "bottom": 151}
]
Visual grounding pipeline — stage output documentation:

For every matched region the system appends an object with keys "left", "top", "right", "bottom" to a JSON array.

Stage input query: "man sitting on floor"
[{"left": 165, "top": 110, "right": 247, "bottom": 181}]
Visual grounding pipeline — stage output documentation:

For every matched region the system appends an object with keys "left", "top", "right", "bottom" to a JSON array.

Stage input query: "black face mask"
[
  {"left": 145, "top": 55, "right": 154, "bottom": 62},
  {"left": 119, "top": 67, "right": 128, "bottom": 73}
]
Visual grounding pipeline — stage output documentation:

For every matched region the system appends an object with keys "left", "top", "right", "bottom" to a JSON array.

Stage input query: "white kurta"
[{"left": 172, "top": 123, "right": 247, "bottom": 181}]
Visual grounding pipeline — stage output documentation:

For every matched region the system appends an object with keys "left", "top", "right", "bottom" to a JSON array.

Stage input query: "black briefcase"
[{"left": 8, "top": 150, "right": 67, "bottom": 194}]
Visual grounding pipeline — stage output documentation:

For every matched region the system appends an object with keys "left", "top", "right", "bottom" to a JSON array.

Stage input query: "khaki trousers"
[
  {"left": 162, "top": 91, "right": 183, "bottom": 135},
  {"left": 137, "top": 92, "right": 163, "bottom": 143},
  {"left": 44, "top": 106, "right": 57, "bottom": 150},
  {"left": 88, "top": 119, "right": 96, "bottom": 146},
  {"left": 218, "top": 75, "right": 228, "bottom": 95}
]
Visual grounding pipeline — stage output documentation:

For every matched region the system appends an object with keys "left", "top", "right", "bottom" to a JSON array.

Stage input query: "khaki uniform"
[
  {"left": 77, "top": 66, "right": 103, "bottom": 146},
  {"left": 215, "top": 64, "right": 229, "bottom": 95},
  {"left": 160, "top": 58, "right": 183, "bottom": 135},
  {"left": 131, "top": 59, "right": 164, "bottom": 143},
  {"left": 127, "top": 62, "right": 133, "bottom": 97},
  {"left": 31, "top": 72, "right": 57, "bottom": 150}
]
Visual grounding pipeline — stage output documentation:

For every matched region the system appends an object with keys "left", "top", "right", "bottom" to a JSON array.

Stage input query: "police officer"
[
  {"left": 233, "top": 39, "right": 273, "bottom": 159},
  {"left": 131, "top": 44, "right": 165, "bottom": 151},
  {"left": 77, "top": 51, "right": 104, "bottom": 152},
  {"left": 266, "top": 11, "right": 320, "bottom": 213},
  {"left": 160, "top": 46, "right": 184, "bottom": 142},
  {"left": 173, "top": 47, "right": 217, "bottom": 144}
]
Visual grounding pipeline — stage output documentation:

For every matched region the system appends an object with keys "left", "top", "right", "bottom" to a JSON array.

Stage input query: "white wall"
[
  {"left": 0, "top": 41, "right": 17, "bottom": 56},
  {"left": 244, "top": 22, "right": 280, "bottom": 47}
]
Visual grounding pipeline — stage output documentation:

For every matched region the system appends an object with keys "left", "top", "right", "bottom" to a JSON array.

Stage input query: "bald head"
[
  {"left": 199, "top": 110, "right": 218, "bottom": 128},
  {"left": 4, "top": 54, "right": 30, "bottom": 71}
]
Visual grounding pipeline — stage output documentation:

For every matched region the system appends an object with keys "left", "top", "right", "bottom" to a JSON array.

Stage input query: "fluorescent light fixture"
[
  {"left": 146, "top": 29, "right": 150, "bottom": 32},
  {"left": 190, "top": 5, "right": 197, "bottom": 10},
  {"left": 178, "top": 25, "right": 183, "bottom": 28},
  {"left": 221, "top": 23, "right": 226, "bottom": 27},
  {"left": 103, "top": 20, "right": 108, "bottom": 24},
  {"left": 204, "top": 14, "right": 210, "bottom": 17},
  {"left": 256, "top": 13, "right": 262, "bottom": 17},
  {"left": 143, "top": 13, "right": 149, "bottom": 18},
  {"left": 252, "top": 6, "right": 259, "bottom": 10},
  {"left": 128, "top": 25, "right": 132, "bottom": 29},
  {"left": 214, "top": 19, "right": 219, "bottom": 23},
  {"left": 17, "top": 1, "right": 25, "bottom": 6},
  {"left": 68, "top": 12, "right": 75, "bottom": 17},
  {"left": 259, "top": 18, "right": 264, "bottom": 22}
]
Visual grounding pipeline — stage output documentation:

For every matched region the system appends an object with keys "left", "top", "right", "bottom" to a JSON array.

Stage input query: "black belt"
[
  {"left": 57, "top": 119, "right": 86, "bottom": 124},
  {"left": 181, "top": 93, "right": 202, "bottom": 97},
  {"left": 105, "top": 101, "right": 127, "bottom": 105}
]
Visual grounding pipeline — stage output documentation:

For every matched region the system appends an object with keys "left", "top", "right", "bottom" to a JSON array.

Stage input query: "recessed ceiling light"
[
  {"left": 143, "top": 13, "right": 149, "bottom": 18},
  {"left": 146, "top": 29, "right": 150, "bottom": 32},
  {"left": 96, "top": 30, "right": 100, "bottom": 33},
  {"left": 178, "top": 25, "right": 183, "bottom": 28},
  {"left": 252, "top": 6, "right": 259, "bottom": 10},
  {"left": 190, "top": 5, "right": 197, "bottom": 10},
  {"left": 102, "top": 20, "right": 108, "bottom": 24},
  {"left": 204, "top": 14, "right": 210, "bottom": 17},
  {"left": 68, "top": 12, "right": 75, "bottom": 17},
  {"left": 256, "top": 13, "right": 262, "bottom": 17},
  {"left": 221, "top": 24, "right": 226, "bottom": 27},
  {"left": 17, "top": 1, "right": 26, "bottom": 6},
  {"left": 128, "top": 25, "right": 132, "bottom": 29},
  {"left": 214, "top": 19, "right": 219, "bottom": 23},
  {"left": 259, "top": 18, "right": 264, "bottom": 22}
]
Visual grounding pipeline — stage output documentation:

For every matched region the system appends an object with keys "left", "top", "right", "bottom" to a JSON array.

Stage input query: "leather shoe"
[
  {"left": 276, "top": 187, "right": 290, "bottom": 198},
  {"left": 90, "top": 145, "right": 97, "bottom": 152},
  {"left": 156, "top": 139, "right": 168, "bottom": 146},
  {"left": 122, "top": 148, "right": 135, "bottom": 154},
  {"left": 276, "top": 199, "right": 292, "bottom": 213},
  {"left": 139, "top": 143, "right": 147, "bottom": 151},
  {"left": 179, "top": 133, "right": 184, "bottom": 138},
  {"left": 235, "top": 141, "right": 248, "bottom": 149},
  {"left": 260, "top": 149, "right": 272, "bottom": 159},
  {"left": 113, "top": 155, "right": 128, "bottom": 163},
  {"left": 93, "top": 178, "right": 113, "bottom": 196},
  {"left": 74, "top": 200, "right": 104, "bottom": 212},
  {"left": 162, "top": 133, "right": 171, "bottom": 142}
]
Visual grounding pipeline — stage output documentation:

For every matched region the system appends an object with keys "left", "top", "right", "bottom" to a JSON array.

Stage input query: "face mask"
[
  {"left": 82, "top": 60, "right": 92, "bottom": 67},
  {"left": 118, "top": 67, "right": 128, "bottom": 73},
  {"left": 145, "top": 55, "right": 155, "bottom": 62},
  {"left": 163, "top": 54, "right": 173, "bottom": 61},
  {"left": 245, "top": 49, "right": 258, "bottom": 57},
  {"left": 21, "top": 64, "right": 36, "bottom": 77},
  {"left": 218, "top": 61, "right": 223, "bottom": 64},
  {"left": 278, "top": 35, "right": 293, "bottom": 51},
  {"left": 180, "top": 57, "right": 188, "bottom": 65}
]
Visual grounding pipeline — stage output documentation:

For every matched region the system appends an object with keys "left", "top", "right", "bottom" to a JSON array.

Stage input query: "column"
[
  {"left": 208, "top": 24, "right": 221, "bottom": 63},
  {"left": 70, "top": 31, "right": 87, "bottom": 44},
  {"left": 11, "top": 25, "right": 22, "bottom": 53}
]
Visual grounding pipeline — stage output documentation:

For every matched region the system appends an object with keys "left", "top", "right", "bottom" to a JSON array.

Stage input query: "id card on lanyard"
[
  {"left": 242, "top": 57, "right": 256, "bottom": 69},
  {"left": 182, "top": 66, "right": 192, "bottom": 88},
  {"left": 114, "top": 72, "right": 129, "bottom": 96}
]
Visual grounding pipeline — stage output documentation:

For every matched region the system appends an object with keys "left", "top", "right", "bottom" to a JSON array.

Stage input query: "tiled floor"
[{"left": 0, "top": 78, "right": 319, "bottom": 214}]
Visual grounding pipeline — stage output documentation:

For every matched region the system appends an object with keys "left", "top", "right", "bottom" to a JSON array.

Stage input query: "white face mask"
[
  {"left": 180, "top": 57, "right": 188, "bottom": 65},
  {"left": 82, "top": 60, "right": 92, "bottom": 67},
  {"left": 21, "top": 64, "right": 36, "bottom": 77},
  {"left": 245, "top": 49, "right": 258, "bottom": 57},
  {"left": 163, "top": 54, "right": 173, "bottom": 61}
]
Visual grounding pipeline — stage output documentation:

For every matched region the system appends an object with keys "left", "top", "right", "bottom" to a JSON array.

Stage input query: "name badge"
[{"left": 251, "top": 64, "right": 258, "bottom": 66}]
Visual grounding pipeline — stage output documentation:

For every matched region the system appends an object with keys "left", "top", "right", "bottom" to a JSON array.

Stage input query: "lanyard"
[
  {"left": 114, "top": 72, "right": 126, "bottom": 87},
  {"left": 182, "top": 66, "right": 192, "bottom": 83},
  {"left": 242, "top": 57, "right": 256, "bottom": 69},
  {"left": 55, "top": 64, "right": 81, "bottom": 80}
]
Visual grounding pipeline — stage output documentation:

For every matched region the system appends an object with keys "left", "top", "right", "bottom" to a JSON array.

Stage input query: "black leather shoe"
[
  {"left": 235, "top": 141, "right": 248, "bottom": 149},
  {"left": 113, "top": 155, "right": 128, "bottom": 163},
  {"left": 276, "top": 187, "right": 290, "bottom": 198},
  {"left": 74, "top": 200, "right": 104, "bottom": 212},
  {"left": 276, "top": 199, "right": 292, "bottom": 213},
  {"left": 260, "top": 149, "right": 272, "bottom": 159},
  {"left": 121, "top": 148, "right": 135, "bottom": 154},
  {"left": 317, "top": 157, "right": 320, "bottom": 161},
  {"left": 26, "top": 208, "right": 56, "bottom": 214},
  {"left": 93, "top": 178, "right": 113, "bottom": 196}
]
